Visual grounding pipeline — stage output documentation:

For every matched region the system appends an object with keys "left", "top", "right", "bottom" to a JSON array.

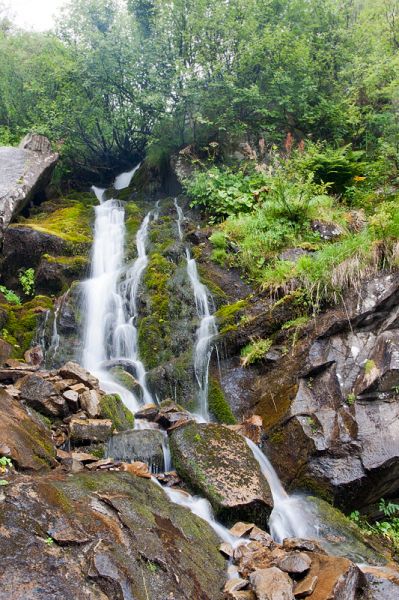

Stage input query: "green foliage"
[
  {"left": 0, "top": 285, "right": 21, "bottom": 305},
  {"left": 346, "top": 393, "right": 356, "bottom": 406},
  {"left": 0, "top": 456, "right": 13, "bottom": 468},
  {"left": 19, "top": 268, "right": 35, "bottom": 297},
  {"left": 364, "top": 359, "right": 376, "bottom": 375},
  {"left": 240, "top": 338, "right": 272, "bottom": 367},
  {"left": 281, "top": 316, "right": 310, "bottom": 330},
  {"left": 44, "top": 537, "right": 54, "bottom": 546},
  {"left": 350, "top": 498, "right": 399, "bottom": 551}
]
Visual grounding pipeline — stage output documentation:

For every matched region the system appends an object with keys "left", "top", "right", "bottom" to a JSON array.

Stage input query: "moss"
[
  {"left": 42, "top": 254, "right": 89, "bottom": 275},
  {"left": 110, "top": 367, "right": 138, "bottom": 393},
  {"left": 215, "top": 299, "right": 248, "bottom": 325},
  {"left": 100, "top": 394, "right": 134, "bottom": 431},
  {"left": 364, "top": 359, "right": 376, "bottom": 375},
  {"left": 89, "top": 446, "right": 105, "bottom": 459},
  {"left": 208, "top": 377, "right": 236, "bottom": 425},
  {"left": 0, "top": 295, "right": 53, "bottom": 358},
  {"left": 18, "top": 202, "right": 93, "bottom": 246},
  {"left": 197, "top": 265, "right": 228, "bottom": 300}
]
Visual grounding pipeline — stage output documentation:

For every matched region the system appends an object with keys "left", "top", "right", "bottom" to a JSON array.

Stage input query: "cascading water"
[
  {"left": 186, "top": 249, "right": 218, "bottom": 421},
  {"left": 174, "top": 197, "right": 184, "bottom": 241},
  {"left": 114, "top": 163, "right": 141, "bottom": 190},
  {"left": 245, "top": 438, "right": 314, "bottom": 542}
]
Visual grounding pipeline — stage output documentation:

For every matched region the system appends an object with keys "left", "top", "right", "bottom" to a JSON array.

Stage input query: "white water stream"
[{"left": 114, "top": 164, "right": 141, "bottom": 190}]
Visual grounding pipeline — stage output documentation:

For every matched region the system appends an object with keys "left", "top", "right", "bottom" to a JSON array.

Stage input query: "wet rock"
[
  {"left": 220, "top": 542, "right": 234, "bottom": 558},
  {"left": 155, "top": 400, "right": 192, "bottom": 428},
  {"left": 99, "top": 393, "right": 134, "bottom": 431},
  {"left": 282, "top": 539, "right": 327, "bottom": 555},
  {"left": 275, "top": 552, "right": 311, "bottom": 575},
  {"left": 0, "top": 339, "right": 13, "bottom": 365},
  {"left": 249, "top": 567, "right": 294, "bottom": 600},
  {"left": 0, "top": 134, "right": 58, "bottom": 234},
  {"left": 294, "top": 574, "right": 318, "bottom": 597},
  {"left": 299, "top": 553, "right": 365, "bottom": 600},
  {"left": 224, "top": 578, "right": 248, "bottom": 594},
  {"left": 230, "top": 415, "right": 264, "bottom": 444},
  {"left": 107, "top": 429, "right": 165, "bottom": 473},
  {"left": 58, "top": 362, "right": 98, "bottom": 389},
  {"left": 80, "top": 388, "right": 101, "bottom": 418},
  {"left": 0, "top": 471, "right": 226, "bottom": 599},
  {"left": 0, "top": 389, "right": 56, "bottom": 470},
  {"left": 19, "top": 374, "right": 69, "bottom": 417},
  {"left": 230, "top": 522, "right": 256, "bottom": 537},
  {"left": 62, "top": 389, "right": 79, "bottom": 411},
  {"left": 135, "top": 403, "right": 159, "bottom": 421},
  {"left": 249, "top": 526, "right": 274, "bottom": 546},
  {"left": 360, "top": 565, "right": 399, "bottom": 600},
  {"left": 169, "top": 422, "right": 273, "bottom": 527},
  {"left": 24, "top": 344, "right": 44, "bottom": 366},
  {"left": 69, "top": 417, "right": 113, "bottom": 443},
  {"left": 120, "top": 461, "right": 152, "bottom": 479}
]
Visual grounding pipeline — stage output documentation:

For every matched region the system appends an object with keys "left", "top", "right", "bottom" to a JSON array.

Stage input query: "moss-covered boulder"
[
  {"left": 0, "top": 388, "right": 56, "bottom": 470},
  {"left": 100, "top": 393, "right": 134, "bottom": 431},
  {"left": 0, "top": 471, "right": 226, "bottom": 599},
  {"left": 169, "top": 422, "right": 273, "bottom": 527}
]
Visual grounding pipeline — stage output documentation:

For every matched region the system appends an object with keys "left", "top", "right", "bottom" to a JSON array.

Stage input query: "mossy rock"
[
  {"left": 0, "top": 470, "right": 226, "bottom": 599},
  {"left": 110, "top": 367, "right": 140, "bottom": 394},
  {"left": 0, "top": 295, "right": 53, "bottom": 358},
  {"left": 100, "top": 394, "right": 134, "bottom": 432},
  {"left": 215, "top": 299, "right": 248, "bottom": 329},
  {"left": 208, "top": 377, "right": 236, "bottom": 425},
  {"left": 169, "top": 421, "right": 273, "bottom": 527}
]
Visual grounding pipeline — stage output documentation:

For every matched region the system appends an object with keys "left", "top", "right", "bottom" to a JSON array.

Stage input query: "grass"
[{"left": 240, "top": 338, "right": 273, "bottom": 366}]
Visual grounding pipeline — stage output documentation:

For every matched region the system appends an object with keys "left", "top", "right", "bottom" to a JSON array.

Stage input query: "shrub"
[
  {"left": 19, "top": 268, "right": 35, "bottom": 297},
  {"left": 240, "top": 338, "right": 272, "bottom": 366},
  {"left": 0, "top": 285, "right": 21, "bottom": 305}
]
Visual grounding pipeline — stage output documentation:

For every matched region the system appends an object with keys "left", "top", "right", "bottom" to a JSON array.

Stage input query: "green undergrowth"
[
  {"left": 208, "top": 377, "right": 236, "bottom": 425},
  {"left": 124, "top": 201, "right": 142, "bottom": 258},
  {"left": 100, "top": 394, "right": 134, "bottom": 432},
  {"left": 0, "top": 295, "right": 53, "bottom": 357},
  {"left": 350, "top": 499, "right": 399, "bottom": 554},
  {"left": 215, "top": 299, "right": 248, "bottom": 334},
  {"left": 240, "top": 338, "right": 273, "bottom": 366},
  {"left": 185, "top": 144, "right": 399, "bottom": 306}
]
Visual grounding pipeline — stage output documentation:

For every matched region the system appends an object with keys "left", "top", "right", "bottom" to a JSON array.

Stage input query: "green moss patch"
[
  {"left": 100, "top": 394, "right": 134, "bottom": 432},
  {"left": 1, "top": 295, "right": 53, "bottom": 358},
  {"left": 208, "top": 377, "right": 236, "bottom": 424}
]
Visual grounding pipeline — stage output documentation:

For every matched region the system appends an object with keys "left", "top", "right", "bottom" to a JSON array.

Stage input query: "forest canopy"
[{"left": 0, "top": 0, "right": 398, "bottom": 181}]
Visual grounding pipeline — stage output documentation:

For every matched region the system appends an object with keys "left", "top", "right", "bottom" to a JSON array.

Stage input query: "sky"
[{"left": 8, "top": 0, "right": 66, "bottom": 31}]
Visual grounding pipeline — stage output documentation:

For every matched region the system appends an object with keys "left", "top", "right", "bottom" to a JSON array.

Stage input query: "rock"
[
  {"left": 24, "top": 345, "right": 44, "bottom": 366},
  {"left": 58, "top": 362, "right": 98, "bottom": 389},
  {"left": 155, "top": 401, "right": 192, "bottom": 428},
  {"left": 231, "top": 415, "right": 264, "bottom": 444},
  {"left": 106, "top": 429, "right": 165, "bottom": 473},
  {"left": 282, "top": 538, "right": 327, "bottom": 555},
  {"left": 359, "top": 565, "right": 399, "bottom": 600},
  {"left": 63, "top": 389, "right": 79, "bottom": 411},
  {"left": 99, "top": 393, "right": 134, "bottom": 431},
  {"left": 224, "top": 578, "right": 248, "bottom": 594},
  {"left": 19, "top": 374, "right": 69, "bottom": 417},
  {"left": 169, "top": 422, "right": 273, "bottom": 527},
  {"left": 134, "top": 404, "right": 159, "bottom": 421},
  {"left": 80, "top": 388, "right": 101, "bottom": 418},
  {"left": 0, "top": 339, "right": 13, "bottom": 365},
  {"left": 299, "top": 553, "right": 366, "bottom": 600},
  {"left": 230, "top": 522, "right": 256, "bottom": 537},
  {"left": 71, "top": 451, "right": 98, "bottom": 463},
  {"left": 294, "top": 575, "right": 318, "bottom": 597},
  {"left": 0, "top": 134, "right": 58, "bottom": 235},
  {"left": 120, "top": 461, "right": 152, "bottom": 479},
  {"left": 311, "top": 220, "right": 343, "bottom": 240},
  {"left": 249, "top": 526, "right": 274, "bottom": 546},
  {"left": 220, "top": 542, "right": 234, "bottom": 558},
  {"left": 279, "top": 248, "right": 312, "bottom": 263},
  {"left": 275, "top": 552, "right": 311, "bottom": 574},
  {"left": 249, "top": 567, "right": 294, "bottom": 600},
  {"left": 0, "top": 389, "right": 56, "bottom": 470},
  {"left": 227, "top": 593, "right": 256, "bottom": 600},
  {"left": 0, "top": 471, "right": 226, "bottom": 599},
  {"left": 69, "top": 418, "right": 113, "bottom": 443}
]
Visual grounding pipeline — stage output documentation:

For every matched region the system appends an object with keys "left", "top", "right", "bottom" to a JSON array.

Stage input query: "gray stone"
[
  {"left": 0, "top": 134, "right": 58, "bottom": 234},
  {"left": 19, "top": 374, "right": 68, "bottom": 417},
  {"left": 106, "top": 429, "right": 165, "bottom": 473},
  {"left": 249, "top": 567, "right": 294, "bottom": 600},
  {"left": 69, "top": 418, "right": 113, "bottom": 443}
]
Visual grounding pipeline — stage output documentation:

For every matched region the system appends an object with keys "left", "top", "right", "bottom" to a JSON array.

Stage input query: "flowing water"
[
  {"left": 186, "top": 249, "right": 218, "bottom": 421},
  {"left": 114, "top": 164, "right": 141, "bottom": 190}
]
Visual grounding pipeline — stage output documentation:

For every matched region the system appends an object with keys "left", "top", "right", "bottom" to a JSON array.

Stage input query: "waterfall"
[
  {"left": 186, "top": 249, "right": 218, "bottom": 421},
  {"left": 83, "top": 167, "right": 152, "bottom": 412},
  {"left": 245, "top": 438, "right": 313, "bottom": 542},
  {"left": 112, "top": 212, "right": 153, "bottom": 404},
  {"left": 174, "top": 197, "right": 184, "bottom": 240},
  {"left": 49, "top": 302, "right": 61, "bottom": 360},
  {"left": 114, "top": 163, "right": 141, "bottom": 190}
]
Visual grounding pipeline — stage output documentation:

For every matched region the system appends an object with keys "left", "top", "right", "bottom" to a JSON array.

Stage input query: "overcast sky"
[{"left": 9, "top": 0, "right": 66, "bottom": 31}]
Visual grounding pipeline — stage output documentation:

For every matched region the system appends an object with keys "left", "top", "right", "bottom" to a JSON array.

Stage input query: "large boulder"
[
  {"left": 0, "top": 134, "right": 58, "bottom": 235},
  {"left": 169, "top": 422, "right": 273, "bottom": 527},
  {"left": 19, "top": 374, "right": 69, "bottom": 418},
  {"left": 261, "top": 273, "right": 399, "bottom": 509},
  {"left": 0, "top": 388, "right": 56, "bottom": 470},
  {"left": 0, "top": 471, "right": 226, "bottom": 599}
]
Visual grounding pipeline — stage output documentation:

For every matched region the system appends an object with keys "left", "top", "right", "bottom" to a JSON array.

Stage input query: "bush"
[
  {"left": 19, "top": 268, "right": 35, "bottom": 297},
  {"left": 240, "top": 338, "right": 273, "bottom": 366}
]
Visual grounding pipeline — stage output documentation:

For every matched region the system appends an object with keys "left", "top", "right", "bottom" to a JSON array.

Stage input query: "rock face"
[
  {"left": 0, "top": 471, "right": 226, "bottom": 600},
  {"left": 260, "top": 273, "right": 399, "bottom": 509},
  {"left": 0, "top": 134, "right": 58, "bottom": 234},
  {"left": 0, "top": 388, "right": 56, "bottom": 470},
  {"left": 169, "top": 422, "right": 273, "bottom": 527}
]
